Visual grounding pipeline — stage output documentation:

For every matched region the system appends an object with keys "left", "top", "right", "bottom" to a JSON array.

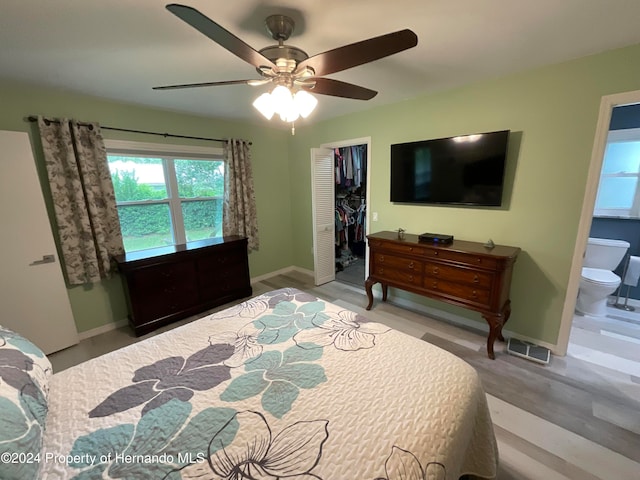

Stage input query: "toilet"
[{"left": 576, "top": 237, "right": 630, "bottom": 317}]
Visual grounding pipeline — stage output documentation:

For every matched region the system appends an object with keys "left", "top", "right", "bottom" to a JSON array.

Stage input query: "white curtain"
[
  {"left": 223, "top": 139, "right": 259, "bottom": 251},
  {"left": 37, "top": 116, "right": 124, "bottom": 285}
]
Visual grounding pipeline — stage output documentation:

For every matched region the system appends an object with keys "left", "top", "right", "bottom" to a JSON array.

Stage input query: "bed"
[{"left": 1, "top": 288, "right": 498, "bottom": 480}]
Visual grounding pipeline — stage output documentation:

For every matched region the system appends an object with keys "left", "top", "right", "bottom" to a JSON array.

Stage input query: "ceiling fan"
[{"left": 154, "top": 4, "right": 418, "bottom": 123}]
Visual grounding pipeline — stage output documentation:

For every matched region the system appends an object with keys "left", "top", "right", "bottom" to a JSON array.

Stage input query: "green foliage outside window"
[
  {"left": 111, "top": 169, "right": 166, "bottom": 201},
  {"left": 108, "top": 155, "right": 224, "bottom": 251}
]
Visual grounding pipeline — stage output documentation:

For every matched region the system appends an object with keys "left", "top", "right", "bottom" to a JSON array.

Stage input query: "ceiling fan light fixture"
[
  {"left": 280, "top": 107, "right": 300, "bottom": 123},
  {"left": 253, "top": 85, "right": 317, "bottom": 124},
  {"left": 293, "top": 90, "right": 318, "bottom": 118},
  {"left": 271, "top": 85, "right": 293, "bottom": 104},
  {"left": 253, "top": 92, "right": 275, "bottom": 120},
  {"left": 160, "top": 6, "right": 418, "bottom": 126}
]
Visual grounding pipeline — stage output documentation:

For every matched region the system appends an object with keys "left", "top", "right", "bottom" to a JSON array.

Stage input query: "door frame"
[
  {"left": 317, "top": 136, "right": 372, "bottom": 281},
  {"left": 557, "top": 89, "right": 640, "bottom": 355}
]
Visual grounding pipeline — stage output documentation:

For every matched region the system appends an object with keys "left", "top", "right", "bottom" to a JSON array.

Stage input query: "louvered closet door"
[{"left": 311, "top": 148, "right": 335, "bottom": 285}]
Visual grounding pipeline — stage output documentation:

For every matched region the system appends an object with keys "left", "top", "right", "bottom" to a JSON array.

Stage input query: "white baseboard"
[
  {"left": 382, "top": 291, "right": 559, "bottom": 355},
  {"left": 78, "top": 318, "right": 128, "bottom": 341},
  {"left": 250, "top": 265, "right": 313, "bottom": 284},
  {"left": 81, "top": 266, "right": 557, "bottom": 356},
  {"left": 79, "top": 266, "right": 315, "bottom": 341},
  {"left": 253, "top": 268, "right": 559, "bottom": 354},
  {"left": 609, "top": 294, "right": 640, "bottom": 309}
]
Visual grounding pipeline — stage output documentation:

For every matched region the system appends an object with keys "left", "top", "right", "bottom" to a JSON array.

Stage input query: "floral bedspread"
[{"left": 40, "top": 288, "right": 498, "bottom": 480}]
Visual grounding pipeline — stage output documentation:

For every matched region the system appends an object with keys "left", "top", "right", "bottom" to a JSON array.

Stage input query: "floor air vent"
[{"left": 506, "top": 338, "right": 550, "bottom": 364}]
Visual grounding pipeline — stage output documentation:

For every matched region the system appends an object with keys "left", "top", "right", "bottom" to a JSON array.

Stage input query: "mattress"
[{"left": 40, "top": 288, "right": 498, "bottom": 479}]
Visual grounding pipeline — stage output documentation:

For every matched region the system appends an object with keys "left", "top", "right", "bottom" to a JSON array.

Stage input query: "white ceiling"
[{"left": 2, "top": 0, "right": 640, "bottom": 127}]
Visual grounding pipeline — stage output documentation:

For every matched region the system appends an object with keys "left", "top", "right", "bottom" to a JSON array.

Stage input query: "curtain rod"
[{"left": 26, "top": 116, "right": 235, "bottom": 144}]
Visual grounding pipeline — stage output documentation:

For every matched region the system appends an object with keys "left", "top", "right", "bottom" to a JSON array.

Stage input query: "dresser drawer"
[
  {"left": 197, "top": 246, "right": 244, "bottom": 272},
  {"left": 130, "top": 261, "right": 197, "bottom": 296},
  {"left": 423, "top": 278, "right": 491, "bottom": 307},
  {"left": 369, "top": 239, "right": 427, "bottom": 257},
  {"left": 424, "top": 248, "right": 498, "bottom": 269},
  {"left": 423, "top": 261, "right": 493, "bottom": 288},
  {"left": 136, "top": 288, "right": 199, "bottom": 322},
  {"left": 199, "top": 263, "right": 250, "bottom": 300},
  {"left": 374, "top": 253, "right": 423, "bottom": 273},
  {"left": 373, "top": 265, "right": 421, "bottom": 287}
]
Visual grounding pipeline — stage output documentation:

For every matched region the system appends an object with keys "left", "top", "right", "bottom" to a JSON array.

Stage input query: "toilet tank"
[{"left": 583, "top": 237, "right": 630, "bottom": 269}]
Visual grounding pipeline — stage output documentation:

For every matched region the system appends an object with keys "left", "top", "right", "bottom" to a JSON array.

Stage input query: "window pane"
[
  {"left": 108, "top": 156, "right": 167, "bottom": 200},
  {"left": 117, "top": 204, "right": 174, "bottom": 252},
  {"left": 175, "top": 159, "right": 224, "bottom": 198},
  {"left": 182, "top": 199, "right": 223, "bottom": 242},
  {"left": 595, "top": 177, "right": 637, "bottom": 209},
  {"left": 601, "top": 142, "right": 640, "bottom": 174}
]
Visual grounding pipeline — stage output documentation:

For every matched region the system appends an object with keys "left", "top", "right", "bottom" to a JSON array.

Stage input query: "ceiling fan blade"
[
  {"left": 301, "top": 78, "right": 377, "bottom": 100},
  {"left": 166, "top": 4, "right": 277, "bottom": 70},
  {"left": 153, "top": 79, "right": 261, "bottom": 90},
  {"left": 296, "top": 29, "right": 417, "bottom": 77}
]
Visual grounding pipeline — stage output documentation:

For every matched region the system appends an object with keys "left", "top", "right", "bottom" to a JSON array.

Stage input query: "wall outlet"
[{"left": 372, "top": 212, "right": 378, "bottom": 221}]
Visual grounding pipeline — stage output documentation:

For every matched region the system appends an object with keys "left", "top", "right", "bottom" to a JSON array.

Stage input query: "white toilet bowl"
[
  {"left": 575, "top": 237, "right": 630, "bottom": 317},
  {"left": 576, "top": 267, "right": 621, "bottom": 316}
]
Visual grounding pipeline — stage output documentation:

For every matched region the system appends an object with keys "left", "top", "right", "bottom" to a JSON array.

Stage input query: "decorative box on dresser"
[
  {"left": 365, "top": 231, "right": 520, "bottom": 359},
  {"left": 114, "top": 236, "right": 252, "bottom": 336}
]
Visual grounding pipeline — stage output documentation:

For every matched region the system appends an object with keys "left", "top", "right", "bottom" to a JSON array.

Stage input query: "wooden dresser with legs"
[{"left": 365, "top": 231, "right": 520, "bottom": 358}]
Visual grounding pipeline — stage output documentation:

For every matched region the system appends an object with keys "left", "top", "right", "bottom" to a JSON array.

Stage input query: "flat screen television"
[{"left": 390, "top": 130, "right": 510, "bottom": 206}]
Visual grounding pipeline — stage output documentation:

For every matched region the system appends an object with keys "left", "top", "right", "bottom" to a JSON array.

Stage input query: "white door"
[
  {"left": 311, "top": 148, "right": 335, "bottom": 285},
  {"left": 0, "top": 130, "right": 78, "bottom": 354}
]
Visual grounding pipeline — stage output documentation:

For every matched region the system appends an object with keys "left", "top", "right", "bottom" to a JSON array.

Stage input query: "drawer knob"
[
  {"left": 433, "top": 266, "right": 439, "bottom": 274},
  {"left": 473, "top": 275, "right": 479, "bottom": 283},
  {"left": 476, "top": 258, "right": 482, "bottom": 263},
  {"left": 408, "top": 261, "right": 415, "bottom": 269},
  {"left": 408, "top": 275, "right": 414, "bottom": 282},
  {"left": 432, "top": 281, "right": 438, "bottom": 288},
  {"left": 409, "top": 247, "right": 414, "bottom": 251},
  {"left": 380, "top": 255, "right": 385, "bottom": 262},
  {"left": 379, "top": 268, "right": 385, "bottom": 274},
  {"left": 471, "top": 290, "right": 477, "bottom": 298},
  {"left": 434, "top": 251, "right": 439, "bottom": 256}
]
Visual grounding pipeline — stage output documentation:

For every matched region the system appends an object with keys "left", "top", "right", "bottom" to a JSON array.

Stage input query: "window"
[
  {"left": 105, "top": 140, "right": 224, "bottom": 253},
  {"left": 594, "top": 128, "right": 640, "bottom": 218}
]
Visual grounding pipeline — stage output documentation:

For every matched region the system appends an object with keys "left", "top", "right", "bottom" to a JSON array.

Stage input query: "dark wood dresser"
[
  {"left": 365, "top": 231, "right": 520, "bottom": 359},
  {"left": 114, "top": 236, "right": 252, "bottom": 336}
]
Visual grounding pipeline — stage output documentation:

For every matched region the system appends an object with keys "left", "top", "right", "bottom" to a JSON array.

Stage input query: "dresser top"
[
  {"left": 368, "top": 231, "right": 520, "bottom": 259},
  {"left": 113, "top": 235, "right": 247, "bottom": 264}
]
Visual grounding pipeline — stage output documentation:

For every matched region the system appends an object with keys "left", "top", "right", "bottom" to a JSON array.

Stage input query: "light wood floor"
[{"left": 49, "top": 271, "right": 640, "bottom": 480}]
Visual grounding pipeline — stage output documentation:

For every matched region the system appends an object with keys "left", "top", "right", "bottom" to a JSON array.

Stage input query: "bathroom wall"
[{"left": 590, "top": 104, "right": 640, "bottom": 300}]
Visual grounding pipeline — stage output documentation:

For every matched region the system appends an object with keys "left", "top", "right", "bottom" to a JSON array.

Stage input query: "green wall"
[
  {"left": 3, "top": 42, "right": 640, "bottom": 345},
  {"left": 0, "top": 79, "right": 292, "bottom": 332},
  {"left": 287, "top": 43, "right": 640, "bottom": 346}
]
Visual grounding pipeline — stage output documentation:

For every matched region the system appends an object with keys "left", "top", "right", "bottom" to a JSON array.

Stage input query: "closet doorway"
[
  {"left": 334, "top": 144, "right": 368, "bottom": 286},
  {"left": 311, "top": 137, "right": 371, "bottom": 287}
]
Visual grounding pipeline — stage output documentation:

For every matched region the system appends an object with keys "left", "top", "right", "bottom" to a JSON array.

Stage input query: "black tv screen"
[{"left": 390, "top": 130, "right": 509, "bottom": 206}]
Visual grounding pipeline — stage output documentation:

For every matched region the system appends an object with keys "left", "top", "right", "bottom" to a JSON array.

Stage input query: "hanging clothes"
[
  {"left": 334, "top": 144, "right": 367, "bottom": 260},
  {"left": 351, "top": 145, "right": 363, "bottom": 188}
]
